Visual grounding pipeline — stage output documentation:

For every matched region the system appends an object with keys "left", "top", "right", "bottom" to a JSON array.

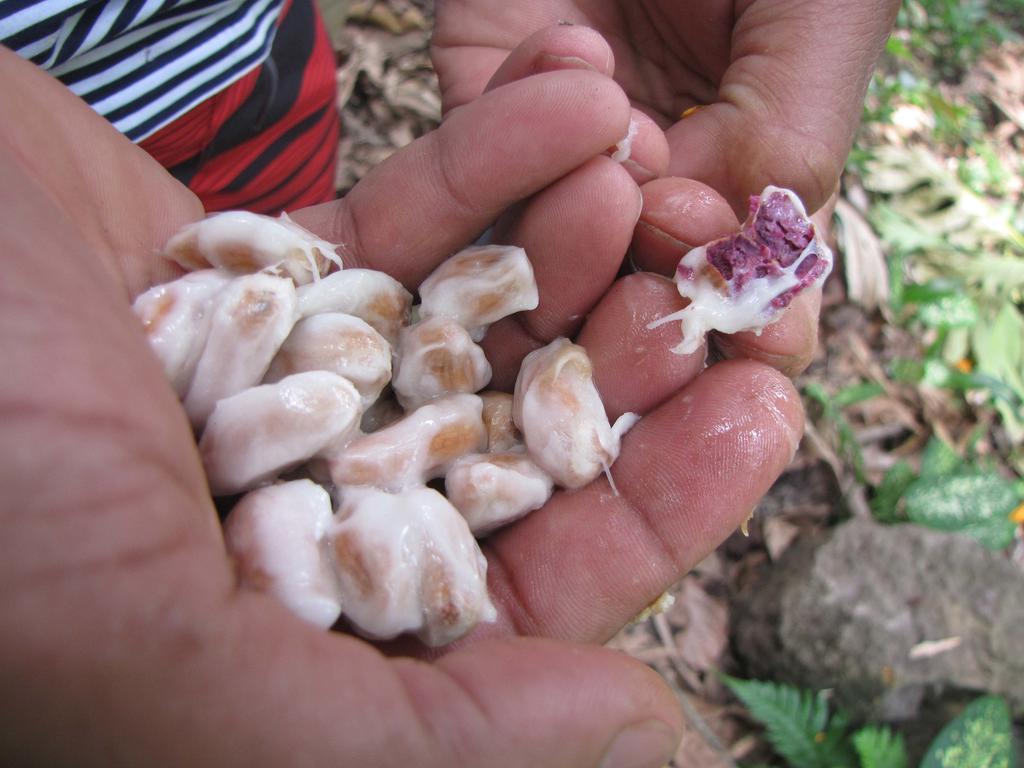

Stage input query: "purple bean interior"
[{"left": 704, "top": 190, "right": 827, "bottom": 309}]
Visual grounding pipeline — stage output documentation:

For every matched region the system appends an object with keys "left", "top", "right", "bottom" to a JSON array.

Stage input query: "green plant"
[
  {"left": 896, "top": 0, "right": 1022, "bottom": 80},
  {"left": 803, "top": 381, "right": 885, "bottom": 484},
  {"left": 858, "top": 143, "right": 1024, "bottom": 444},
  {"left": 870, "top": 435, "right": 1022, "bottom": 549},
  {"left": 853, "top": 725, "right": 909, "bottom": 768},
  {"left": 921, "top": 695, "right": 1018, "bottom": 768},
  {"left": 724, "top": 677, "right": 1018, "bottom": 768},
  {"left": 722, "top": 677, "right": 855, "bottom": 768}
]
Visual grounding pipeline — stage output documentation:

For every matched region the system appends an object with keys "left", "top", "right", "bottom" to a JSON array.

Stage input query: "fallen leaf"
[
  {"left": 908, "top": 636, "right": 962, "bottom": 660},
  {"left": 670, "top": 578, "right": 729, "bottom": 674},
  {"left": 834, "top": 197, "right": 889, "bottom": 311},
  {"left": 763, "top": 517, "right": 801, "bottom": 561}
]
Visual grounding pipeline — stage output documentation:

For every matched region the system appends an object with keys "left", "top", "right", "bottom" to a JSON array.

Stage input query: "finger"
[
  {"left": 432, "top": 10, "right": 578, "bottom": 114},
  {"left": 475, "top": 27, "right": 667, "bottom": 184},
  {"left": 483, "top": 24, "right": 615, "bottom": 91},
  {"left": 631, "top": 177, "right": 738, "bottom": 275},
  {"left": 578, "top": 273, "right": 706, "bottom": 420},
  {"left": 479, "top": 156, "right": 642, "bottom": 390},
  {"left": 494, "top": 156, "right": 640, "bottom": 342},
  {"left": 11, "top": 587, "right": 681, "bottom": 767},
  {"left": 403, "top": 637, "right": 683, "bottom": 768},
  {"left": 712, "top": 287, "right": 822, "bottom": 377},
  {"left": 613, "top": 109, "right": 670, "bottom": 185},
  {"left": 477, "top": 27, "right": 669, "bottom": 184},
  {"left": 217, "top": 604, "right": 683, "bottom": 768},
  {"left": 477, "top": 316, "right": 543, "bottom": 393},
  {"left": 631, "top": 177, "right": 821, "bottom": 374},
  {"left": 664, "top": 0, "right": 899, "bottom": 214},
  {"left": 481, "top": 360, "right": 804, "bottom": 643},
  {"left": 290, "top": 70, "right": 631, "bottom": 288}
]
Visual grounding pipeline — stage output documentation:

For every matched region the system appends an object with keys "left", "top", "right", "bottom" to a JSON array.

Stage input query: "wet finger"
[
  {"left": 478, "top": 360, "right": 804, "bottom": 643},
  {"left": 630, "top": 177, "right": 738, "bottom": 275},
  {"left": 577, "top": 272, "right": 705, "bottom": 420},
  {"left": 712, "top": 287, "right": 822, "bottom": 377},
  {"left": 613, "top": 109, "right": 670, "bottom": 185}
]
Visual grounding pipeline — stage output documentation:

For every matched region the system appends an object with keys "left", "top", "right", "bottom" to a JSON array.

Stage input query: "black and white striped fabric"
[{"left": 1, "top": 0, "right": 285, "bottom": 141}]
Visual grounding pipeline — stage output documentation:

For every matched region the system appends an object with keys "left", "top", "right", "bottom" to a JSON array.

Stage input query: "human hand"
[
  {"left": 436, "top": 10, "right": 864, "bottom": 376},
  {"left": 432, "top": 0, "right": 899, "bottom": 214},
  {"left": 0, "top": 45, "right": 803, "bottom": 767}
]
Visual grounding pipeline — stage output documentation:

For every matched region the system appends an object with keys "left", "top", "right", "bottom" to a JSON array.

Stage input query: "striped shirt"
[{"left": 1, "top": 0, "right": 286, "bottom": 141}]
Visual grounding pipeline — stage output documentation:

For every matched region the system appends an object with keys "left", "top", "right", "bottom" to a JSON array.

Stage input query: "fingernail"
[
  {"left": 600, "top": 720, "right": 677, "bottom": 768},
  {"left": 532, "top": 54, "right": 598, "bottom": 75},
  {"left": 635, "top": 220, "right": 699, "bottom": 253},
  {"left": 712, "top": 329, "right": 813, "bottom": 378}
]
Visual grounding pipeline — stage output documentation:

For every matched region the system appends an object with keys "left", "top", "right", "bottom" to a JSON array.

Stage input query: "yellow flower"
[{"left": 1009, "top": 503, "right": 1024, "bottom": 524}]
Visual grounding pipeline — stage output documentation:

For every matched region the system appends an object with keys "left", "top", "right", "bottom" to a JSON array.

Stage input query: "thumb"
[
  {"left": 396, "top": 637, "right": 683, "bottom": 768},
  {"left": 665, "top": 0, "right": 898, "bottom": 214},
  {"left": 211, "top": 603, "right": 684, "bottom": 768},
  {"left": 79, "top": 596, "right": 684, "bottom": 768}
]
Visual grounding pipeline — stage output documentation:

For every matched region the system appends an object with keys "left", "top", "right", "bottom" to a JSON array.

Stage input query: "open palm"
[{"left": 0, "top": 43, "right": 806, "bottom": 766}]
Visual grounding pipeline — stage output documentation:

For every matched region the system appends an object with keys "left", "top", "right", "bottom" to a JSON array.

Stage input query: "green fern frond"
[
  {"left": 853, "top": 725, "right": 909, "bottom": 768},
  {"left": 722, "top": 677, "right": 855, "bottom": 768}
]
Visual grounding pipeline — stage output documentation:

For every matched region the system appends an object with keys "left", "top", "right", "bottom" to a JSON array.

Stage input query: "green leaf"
[
  {"left": 901, "top": 279, "right": 963, "bottom": 304},
  {"left": 887, "top": 250, "right": 909, "bottom": 312},
  {"left": 914, "top": 293, "right": 978, "bottom": 329},
  {"left": 853, "top": 725, "right": 909, "bottom": 768},
  {"left": 801, "top": 383, "right": 869, "bottom": 483},
  {"left": 890, "top": 357, "right": 924, "bottom": 383},
  {"left": 803, "top": 382, "right": 833, "bottom": 410},
  {"left": 903, "top": 471, "right": 1020, "bottom": 549},
  {"left": 972, "top": 302, "right": 1024, "bottom": 441},
  {"left": 723, "top": 677, "right": 855, "bottom": 768},
  {"left": 918, "top": 361, "right": 1024, "bottom": 416},
  {"left": 941, "top": 327, "right": 970, "bottom": 367},
  {"left": 921, "top": 359, "right": 956, "bottom": 388},
  {"left": 871, "top": 461, "right": 916, "bottom": 522},
  {"left": 885, "top": 35, "right": 913, "bottom": 61},
  {"left": 921, "top": 696, "right": 1017, "bottom": 768},
  {"left": 869, "top": 202, "right": 950, "bottom": 253},
  {"left": 920, "top": 437, "right": 963, "bottom": 477},
  {"left": 834, "top": 382, "right": 885, "bottom": 408}
]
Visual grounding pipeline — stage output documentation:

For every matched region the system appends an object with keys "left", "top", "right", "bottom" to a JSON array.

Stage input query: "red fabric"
[
  {"left": 199, "top": 103, "right": 338, "bottom": 213},
  {"left": 138, "top": 0, "right": 338, "bottom": 214},
  {"left": 138, "top": 66, "right": 261, "bottom": 169}
]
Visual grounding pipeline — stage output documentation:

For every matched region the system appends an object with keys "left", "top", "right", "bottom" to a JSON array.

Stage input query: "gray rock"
[{"left": 732, "top": 517, "right": 1024, "bottom": 721}]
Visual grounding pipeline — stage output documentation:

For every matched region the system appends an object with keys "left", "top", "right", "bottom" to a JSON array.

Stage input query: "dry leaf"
[
  {"left": 908, "top": 636, "right": 962, "bottom": 660},
  {"left": 670, "top": 578, "right": 728, "bottom": 674},
  {"left": 834, "top": 197, "right": 889, "bottom": 311},
  {"left": 971, "top": 43, "right": 1024, "bottom": 131},
  {"left": 763, "top": 517, "right": 801, "bottom": 561},
  {"left": 349, "top": 0, "right": 428, "bottom": 33},
  {"left": 669, "top": 695, "right": 742, "bottom": 768}
]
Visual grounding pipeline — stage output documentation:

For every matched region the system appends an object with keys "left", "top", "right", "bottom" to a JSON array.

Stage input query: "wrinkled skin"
[
  {"left": 433, "top": 0, "right": 900, "bottom": 214},
  {"left": 2, "top": 43, "right": 808, "bottom": 766}
]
